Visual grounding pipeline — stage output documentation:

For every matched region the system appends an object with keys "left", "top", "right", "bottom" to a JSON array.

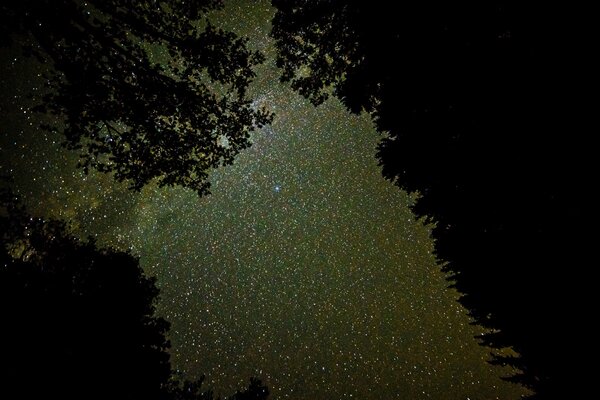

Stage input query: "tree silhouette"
[
  {"left": 0, "top": 187, "right": 270, "bottom": 399},
  {"left": 166, "top": 376, "right": 268, "bottom": 400},
  {"left": 1, "top": 0, "right": 272, "bottom": 195},
  {"left": 0, "top": 187, "right": 171, "bottom": 399},
  {"left": 165, "top": 375, "right": 215, "bottom": 400},
  {"left": 272, "top": 2, "right": 588, "bottom": 398},
  {"left": 229, "top": 378, "right": 269, "bottom": 400}
]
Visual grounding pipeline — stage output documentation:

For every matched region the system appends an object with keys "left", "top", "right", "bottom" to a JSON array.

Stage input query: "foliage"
[
  {"left": 1, "top": 0, "right": 272, "bottom": 195},
  {"left": 271, "top": 2, "right": 588, "bottom": 398},
  {"left": 0, "top": 187, "right": 271, "bottom": 399},
  {"left": 1, "top": 186, "right": 171, "bottom": 399}
]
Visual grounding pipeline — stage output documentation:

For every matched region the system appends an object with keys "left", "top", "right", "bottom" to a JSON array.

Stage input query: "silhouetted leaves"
[
  {"left": 1, "top": 187, "right": 171, "bottom": 399},
  {"left": 166, "top": 374, "right": 223, "bottom": 400},
  {"left": 0, "top": 187, "right": 270, "bottom": 399},
  {"left": 1, "top": 0, "right": 272, "bottom": 195},
  {"left": 272, "top": 2, "right": 589, "bottom": 398},
  {"left": 229, "top": 378, "right": 269, "bottom": 400}
]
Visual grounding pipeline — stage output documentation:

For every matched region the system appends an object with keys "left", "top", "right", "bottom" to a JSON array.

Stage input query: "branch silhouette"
[
  {"left": 271, "top": 2, "right": 588, "bottom": 398},
  {"left": 1, "top": 0, "right": 272, "bottom": 195},
  {"left": 0, "top": 185, "right": 269, "bottom": 399}
]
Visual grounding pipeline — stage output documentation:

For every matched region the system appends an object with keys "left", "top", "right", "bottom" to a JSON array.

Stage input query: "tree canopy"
[
  {"left": 1, "top": 186, "right": 172, "bottom": 399},
  {"left": 0, "top": 186, "right": 270, "bottom": 399},
  {"left": 272, "top": 1, "right": 589, "bottom": 398},
  {"left": 1, "top": 0, "right": 272, "bottom": 195}
]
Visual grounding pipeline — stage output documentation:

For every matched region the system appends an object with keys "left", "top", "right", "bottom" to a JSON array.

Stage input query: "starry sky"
[{"left": 0, "top": 1, "right": 526, "bottom": 399}]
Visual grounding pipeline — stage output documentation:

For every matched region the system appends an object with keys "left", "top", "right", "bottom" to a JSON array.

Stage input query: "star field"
[{"left": 0, "top": 1, "right": 526, "bottom": 399}]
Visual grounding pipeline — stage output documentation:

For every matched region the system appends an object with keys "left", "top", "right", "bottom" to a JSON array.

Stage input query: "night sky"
[{"left": 0, "top": 1, "right": 526, "bottom": 399}]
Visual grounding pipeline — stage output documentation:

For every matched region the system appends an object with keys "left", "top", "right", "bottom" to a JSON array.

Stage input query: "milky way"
[{"left": 0, "top": 1, "right": 525, "bottom": 399}]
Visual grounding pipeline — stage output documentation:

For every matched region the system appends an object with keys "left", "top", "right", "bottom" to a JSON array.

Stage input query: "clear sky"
[{"left": 0, "top": 1, "right": 526, "bottom": 399}]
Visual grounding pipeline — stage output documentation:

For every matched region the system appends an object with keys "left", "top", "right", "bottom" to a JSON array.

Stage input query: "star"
[{"left": 0, "top": 0, "right": 528, "bottom": 399}]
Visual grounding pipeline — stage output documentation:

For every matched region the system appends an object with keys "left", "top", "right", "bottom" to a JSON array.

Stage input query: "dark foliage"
[
  {"left": 0, "top": 187, "right": 270, "bottom": 399},
  {"left": 229, "top": 377, "right": 269, "bottom": 400},
  {"left": 166, "top": 375, "right": 268, "bottom": 400},
  {"left": 272, "top": 1, "right": 590, "bottom": 398},
  {"left": 1, "top": 0, "right": 272, "bottom": 195},
  {"left": 0, "top": 187, "right": 172, "bottom": 399}
]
